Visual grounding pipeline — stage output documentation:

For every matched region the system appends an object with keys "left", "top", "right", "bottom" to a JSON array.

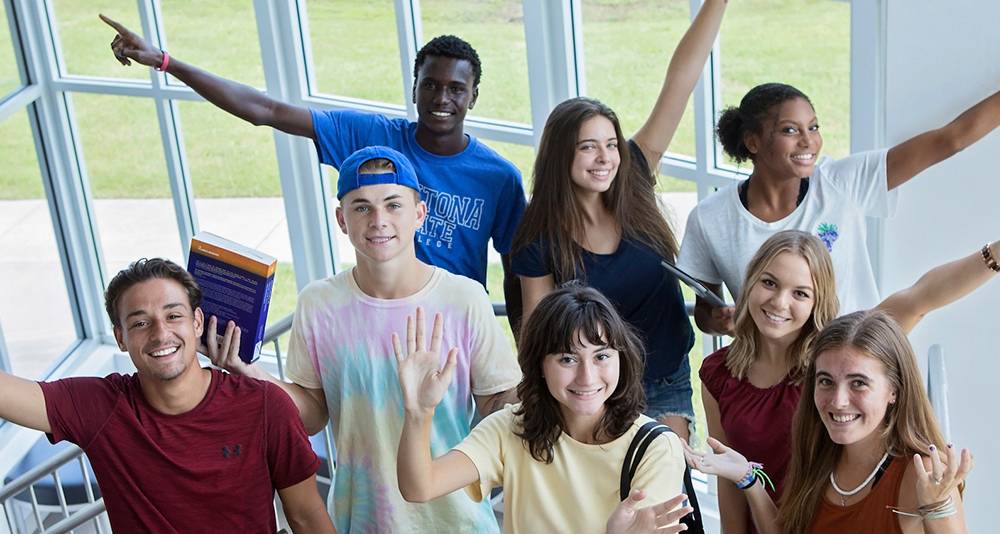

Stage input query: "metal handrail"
[{"left": 0, "top": 445, "right": 85, "bottom": 502}]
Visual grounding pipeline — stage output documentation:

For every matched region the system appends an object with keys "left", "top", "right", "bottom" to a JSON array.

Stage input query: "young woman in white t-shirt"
[
  {"left": 678, "top": 82, "right": 1000, "bottom": 336},
  {"left": 394, "top": 285, "right": 689, "bottom": 534}
]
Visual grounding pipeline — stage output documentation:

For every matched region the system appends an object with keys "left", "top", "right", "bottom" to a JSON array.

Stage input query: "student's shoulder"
[
  {"left": 691, "top": 180, "right": 738, "bottom": 215},
  {"left": 434, "top": 269, "right": 490, "bottom": 300},
  {"left": 297, "top": 271, "right": 353, "bottom": 305},
  {"left": 466, "top": 137, "right": 521, "bottom": 177}
]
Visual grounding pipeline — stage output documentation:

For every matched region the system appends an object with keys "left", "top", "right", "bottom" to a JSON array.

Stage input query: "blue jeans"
[{"left": 642, "top": 357, "right": 695, "bottom": 431}]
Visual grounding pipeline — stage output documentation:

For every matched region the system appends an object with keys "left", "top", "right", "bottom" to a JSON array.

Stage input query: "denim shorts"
[{"left": 642, "top": 357, "right": 695, "bottom": 427}]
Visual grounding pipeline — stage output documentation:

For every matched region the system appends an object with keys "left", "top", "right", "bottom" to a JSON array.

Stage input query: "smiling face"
[
  {"left": 114, "top": 278, "right": 204, "bottom": 382},
  {"left": 570, "top": 115, "right": 621, "bottom": 196},
  {"left": 412, "top": 55, "right": 478, "bottom": 138},
  {"left": 747, "top": 251, "right": 816, "bottom": 346},
  {"left": 746, "top": 97, "right": 822, "bottom": 180},
  {"left": 336, "top": 183, "right": 426, "bottom": 265},
  {"left": 542, "top": 331, "right": 620, "bottom": 433},
  {"left": 814, "top": 346, "right": 897, "bottom": 448}
]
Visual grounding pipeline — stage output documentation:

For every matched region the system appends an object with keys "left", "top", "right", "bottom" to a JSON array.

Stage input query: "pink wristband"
[{"left": 155, "top": 51, "right": 170, "bottom": 72}]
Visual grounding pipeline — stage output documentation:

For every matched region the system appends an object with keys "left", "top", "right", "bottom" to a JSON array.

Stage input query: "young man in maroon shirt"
[{"left": 0, "top": 258, "right": 336, "bottom": 533}]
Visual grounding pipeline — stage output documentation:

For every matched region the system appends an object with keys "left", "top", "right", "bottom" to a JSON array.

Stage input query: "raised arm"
[
  {"left": 876, "top": 241, "right": 999, "bottom": 334},
  {"left": 631, "top": 0, "right": 728, "bottom": 167},
  {"left": 886, "top": 87, "right": 1000, "bottom": 190},
  {"left": 394, "top": 309, "right": 481, "bottom": 502},
  {"left": 202, "top": 316, "right": 329, "bottom": 434},
  {"left": 0, "top": 371, "right": 50, "bottom": 433},
  {"left": 100, "top": 14, "right": 314, "bottom": 138}
]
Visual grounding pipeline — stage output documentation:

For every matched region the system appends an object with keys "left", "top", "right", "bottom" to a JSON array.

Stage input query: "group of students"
[{"left": 0, "top": 2, "right": 997, "bottom": 532}]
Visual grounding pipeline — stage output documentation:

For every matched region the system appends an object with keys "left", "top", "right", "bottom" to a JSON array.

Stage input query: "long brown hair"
[
  {"left": 514, "top": 284, "right": 645, "bottom": 463},
  {"left": 512, "top": 97, "right": 678, "bottom": 282},
  {"left": 778, "top": 310, "right": 947, "bottom": 534},
  {"left": 726, "top": 231, "right": 838, "bottom": 382}
]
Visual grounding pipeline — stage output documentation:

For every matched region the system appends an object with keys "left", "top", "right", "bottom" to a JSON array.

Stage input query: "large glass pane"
[
  {"left": 161, "top": 1, "right": 264, "bottom": 89},
  {"left": 582, "top": 0, "right": 697, "bottom": 168},
  {"left": 719, "top": 0, "right": 850, "bottom": 168},
  {"left": 0, "top": 4, "right": 21, "bottom": 97},
  {"left": 0, "top": 110, "right": 78, "bottom": 379},
  {"left": 422, "top": 0, "right": 531, "bottom": 124},
  {"left": 177, "top": 101, "right": 295, "bottom": 333},
  {"left": 305, "top": 0, "right": 404, "bottom": 105},
  {"left": 53, "top": 0, "right": 146, "bottom": 80},
  {"left": 73, "top": 93, "right": 184, "bottom": 276}
]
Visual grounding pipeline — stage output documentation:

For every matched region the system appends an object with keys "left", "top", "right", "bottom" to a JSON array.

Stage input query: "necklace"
[{"left": 829, "top": 452, "right": 890, "bottom": 506}]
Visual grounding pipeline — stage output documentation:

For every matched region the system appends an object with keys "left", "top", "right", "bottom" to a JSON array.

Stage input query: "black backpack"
[{"left": 620, "top": 421, "right": 705, "bottom": 534}]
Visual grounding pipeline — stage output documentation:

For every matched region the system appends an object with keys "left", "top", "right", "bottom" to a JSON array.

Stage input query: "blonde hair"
[
  {"left": 358, "top": 158, "right": 396, "bottom": 174},
  {"left": 778, "top": 310, "right": 947, "bottom": 534},
  {"left": 726, "top": 230, "right": 839, "bottom": 381}
]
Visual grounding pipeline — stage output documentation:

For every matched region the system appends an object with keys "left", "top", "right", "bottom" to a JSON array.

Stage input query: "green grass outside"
[{"left": 1, "top": 0, "right": 848, "bottom": 200}]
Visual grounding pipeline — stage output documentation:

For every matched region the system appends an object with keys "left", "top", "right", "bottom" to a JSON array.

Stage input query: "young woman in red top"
[
  {"left": 700, "top": 231, "right": 998, "bottom": 533},
  {"left": 695, "top": 308, "right": 979, "bottom": 534}
]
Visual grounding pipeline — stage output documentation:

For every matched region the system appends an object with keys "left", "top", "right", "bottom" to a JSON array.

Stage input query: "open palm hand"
[{"left": 393, "top": 307, "right": 458, "bottom": 414}]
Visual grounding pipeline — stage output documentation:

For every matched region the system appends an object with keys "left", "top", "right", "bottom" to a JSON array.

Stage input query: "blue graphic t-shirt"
[{"left": 310, "top": 110, "right": 527, "bottom": 286}]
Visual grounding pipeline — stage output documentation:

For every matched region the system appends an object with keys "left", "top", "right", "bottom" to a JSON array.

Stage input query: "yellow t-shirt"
[{"left": 454, "top": 404, "right": 686, "bottom": 534}]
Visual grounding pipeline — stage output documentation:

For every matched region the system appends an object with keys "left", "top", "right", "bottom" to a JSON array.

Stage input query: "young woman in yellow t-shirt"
[{"left": 394, "top": 285, "right": 688, "bottom": 533}]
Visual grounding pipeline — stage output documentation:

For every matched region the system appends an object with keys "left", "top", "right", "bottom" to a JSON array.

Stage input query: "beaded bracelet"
[
  {"left": 735, "top": 462, "right": 775, "bottom": 492},
  {"left": 982, "top": 244, "right": 1000, "bottom": 272}
]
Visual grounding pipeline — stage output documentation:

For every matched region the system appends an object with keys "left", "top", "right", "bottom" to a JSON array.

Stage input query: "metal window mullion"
[
  {"left": 393, "top": 0, "right": 420, "bottom": 121},
  {"left": 256, "top": 0, "right": 335, "bottom": 288},
  {"left": 137, "top": 0, "right": 198, "bottom": 255},
  {"left": 0, "top": 323, "right": 10, "bottom": 373},
  {"left": 851, "top": 0, "right": 888, "bottom": 291},
  {"left": 19, "top": 0, "right": 107, "bottom": 340},
  {"left": 523, "top": 0, "right": 579, "bottom": 147},
  {"left": 3, "top": 0, "right": 28, "bottom": 86}
]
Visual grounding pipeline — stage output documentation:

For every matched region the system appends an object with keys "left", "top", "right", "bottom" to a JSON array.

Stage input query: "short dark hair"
[
  {"left": 716, "top": 82, "right": 813, "bottom": 163},
  {"left": 413, "top": 35, "right": 482, "bottom": 87},
  {"left": 514, "top": 283, "right": 646, "bottom": 463},
  {"left": 104, "top": 258, "right": 202, "bottom": 327}
]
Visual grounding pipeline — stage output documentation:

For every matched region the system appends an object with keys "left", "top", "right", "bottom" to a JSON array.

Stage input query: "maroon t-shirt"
[
  {"left": 699, "top": 348, "right": 801, "bottom": 498},
  {"left": 40, "top": 369, "right": 320, "bottom": 533}
]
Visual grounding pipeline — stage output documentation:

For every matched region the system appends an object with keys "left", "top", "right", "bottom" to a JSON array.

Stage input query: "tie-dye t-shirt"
[{"left": 285, "top": 267, "right": 519, "bottom": 533}]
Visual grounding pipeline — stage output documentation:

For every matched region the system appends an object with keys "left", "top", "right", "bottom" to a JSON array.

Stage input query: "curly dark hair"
[
  {"left": 413, "top": 34, "right": 482, "bottom": 87},
  {"left": 716, "top": 82, "right": 813, "bottom": 163},
  {"left": 104, "top": 258, "right": 202, "bottom": 327},
  {"left": 514, "top": 284, "right": 646, "bottom": 463}
]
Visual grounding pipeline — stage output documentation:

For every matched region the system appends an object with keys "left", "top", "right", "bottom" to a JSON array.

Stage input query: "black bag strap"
[{"left": 620, "top": 421, "right": 705, "bottom": 534}]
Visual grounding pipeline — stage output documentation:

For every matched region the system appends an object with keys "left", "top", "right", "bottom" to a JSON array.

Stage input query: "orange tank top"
[{"left": 809, "top": 456, "right": 907, "bottom": 534}]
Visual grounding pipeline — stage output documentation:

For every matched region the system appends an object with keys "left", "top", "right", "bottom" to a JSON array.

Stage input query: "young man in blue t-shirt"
[{"left": 101, "top": 15, "right": 527, "bottom": 327}]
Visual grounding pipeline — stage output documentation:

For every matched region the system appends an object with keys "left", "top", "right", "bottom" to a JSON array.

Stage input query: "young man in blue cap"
[
  {"left": 209, "top": 146, "right": 519, "bottom": 533},
  {"left": 101, "top": 15, "right": 527, "bottom": 329}
]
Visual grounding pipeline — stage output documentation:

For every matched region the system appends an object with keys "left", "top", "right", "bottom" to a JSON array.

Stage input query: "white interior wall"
[{"left": 882, "top": 1, "right": 1000, "bottom": 530}]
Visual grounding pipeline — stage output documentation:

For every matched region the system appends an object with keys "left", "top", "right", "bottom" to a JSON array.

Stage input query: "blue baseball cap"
[{"left": 336, "top": 146, "right": 421, "bottom": 200}]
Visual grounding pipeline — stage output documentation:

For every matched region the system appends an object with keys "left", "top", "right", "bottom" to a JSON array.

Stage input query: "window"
[
  {"left": 716, "top": 0, "right": 851, "bottom": 169},
  {"left": 580, "top": 0, "right": 697, "bottom": 167},
  {"left": 71, "top": 93, "right": 184, "bottom": 275},
  {"left": 161, "top": 1, "right": 265, "bottom": 88},
  {"left": 304, "top": 0, "right": 404, "bottom": 105},
  {"left": 1, "top": 4, "right": 21, "bottom": 97},
  {"left": 52, "top": 0, "right": 146, "bottom": 80},
  {"left": 0, "top": 109, "right": 79, "bottom": 378}
]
